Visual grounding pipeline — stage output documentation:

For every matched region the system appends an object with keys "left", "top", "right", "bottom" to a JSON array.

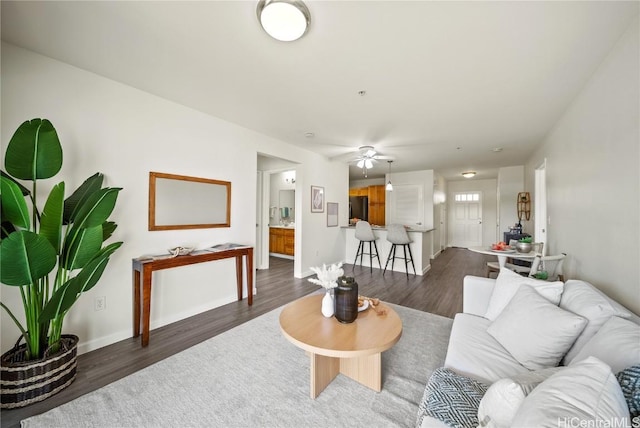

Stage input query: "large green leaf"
[
  {"left": 73, "top": 187, "right": 122, "bottom": 229},
  {"left": 0, "top": 231, "right": 56, "bottom": 286},
  {"left": 1, "top": 171, "right": 30, "bottom": 196},
  {"left": 4, "top": 119, "right": 62, "bottom": 181},
  {"left": 40, "top": 241, "right": 122, "bottom": 323},
  {"left": 63, "top": 173, "right": 103, "bottom": 224},
  {"left": 62, "top": 225, "right": 103, "bottom": 270},
  {"left": 102, "top": 221, "right": 118, "bottom": 241},
  {"left": 0, "top": 175, "right": 30, "bottom": 229},
  {"left": 39, "top": 182, "right": 65, "bottom": 253}
]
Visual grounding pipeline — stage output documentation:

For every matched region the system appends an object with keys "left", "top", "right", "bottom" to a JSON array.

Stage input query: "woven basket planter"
[{"left": 1, "top": 334, "right": 79, "bottom": 409}]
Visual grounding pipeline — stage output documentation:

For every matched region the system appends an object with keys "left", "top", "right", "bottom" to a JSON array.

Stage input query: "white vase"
[{"left": 321, "top": 290, "right": 335, "bottom": 317}]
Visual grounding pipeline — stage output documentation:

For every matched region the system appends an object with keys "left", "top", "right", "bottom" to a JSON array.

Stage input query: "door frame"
[{"left": 534, "top": 159, "right": 547, "bottom": 254}]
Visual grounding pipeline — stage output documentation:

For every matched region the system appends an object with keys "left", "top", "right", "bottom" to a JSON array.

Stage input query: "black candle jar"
[{"left": 334, "top": 276, "right": 358, "bottom": 324}]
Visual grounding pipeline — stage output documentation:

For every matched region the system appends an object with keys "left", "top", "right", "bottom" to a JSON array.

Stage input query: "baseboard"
[{"left": 77, "top": 294, "right": 240, "bottom": 354}]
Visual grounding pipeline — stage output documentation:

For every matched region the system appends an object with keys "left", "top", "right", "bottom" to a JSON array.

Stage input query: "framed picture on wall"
[
  {"left": 327, "top": 202, "right": 338, "bottom": 227},
  {"left": 311, "top": 186, "right": 324, "bottom": 213}
]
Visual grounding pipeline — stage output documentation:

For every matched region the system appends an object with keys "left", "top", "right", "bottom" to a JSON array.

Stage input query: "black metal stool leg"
[
  {"left": 391, "top": 245, "right": 397, "bottom": 271},
  {"left": 368, "top": 241, "right": 373, "bottom": 273},
  {"left": 373, "top": 240, "right": 381, "bottom": 269},
  {"left": 403, "top": 245, "right": 409, "bottom": 277},
  {"left": 383, "top": 244, "right": 394, "bottom": 275}
]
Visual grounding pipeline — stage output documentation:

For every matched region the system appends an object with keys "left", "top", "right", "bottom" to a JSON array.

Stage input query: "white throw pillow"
[
  {"left": 484, "top": 268, "right": 564, "bottom": 321},
  {"left": 560, "top": 280, "right": 633, "bottom": 364},
  {"left": 512, "top": 357, "right": 631, "bottom": 427},
  {"left": 487, "top": 284, "right": 587, "bottom": 370},
  {"left": 477, "top": 367, "right": 562, "bottom": 428},
  {"left": 570, "top": 316, "right": 640, "bottom": 373}
]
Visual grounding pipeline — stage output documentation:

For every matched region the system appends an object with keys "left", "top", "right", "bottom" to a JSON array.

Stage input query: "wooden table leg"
[
  {"left": 247, "top": 248, "right": 253, "bottom": 306},
  {"left": 235, "top": 255, "right": 243, "bottom": 302},
  {"left": 141, "top": 266, "right": 152, "bottom": 347},
  {"left": 309, "top": 353, "right": 339, "bottom": 399},
  {"left": 339, "top": 353, "right": 382, "bottom": 392},
  {"left": 133, "top": 268, "right": 141, "bottom": 338}
]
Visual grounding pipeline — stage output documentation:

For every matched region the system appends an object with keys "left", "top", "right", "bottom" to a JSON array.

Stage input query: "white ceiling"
[{"left": 2, "top": 1, "right": 637, "bottom": 180}]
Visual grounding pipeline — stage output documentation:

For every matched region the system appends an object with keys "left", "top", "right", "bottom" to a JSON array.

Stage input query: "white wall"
[
  {"left": 447, "top": 179, "right": 498, "bottom": 246},
  {"left": 497, "top": 166, "right": 524, "bottom": 234},
  {"left": 525, "top": 17, "right": 639, "bottom": 314},
  {"left": 385, "top": 170, "right": 435, "bottom": 229},
  {"left": 1, "top": 43, "right": 348, "bottom": 353},
  {"left": 432, "top": 174, "right": 447, "bottom": 256}
]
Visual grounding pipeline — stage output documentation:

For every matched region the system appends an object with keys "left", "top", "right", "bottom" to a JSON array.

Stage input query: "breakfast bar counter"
[{"left": 342, "top": 226, "right": 434, "bottom": 275}]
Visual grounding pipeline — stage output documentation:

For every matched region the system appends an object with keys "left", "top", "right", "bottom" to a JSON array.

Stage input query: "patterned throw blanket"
[{"left": 416, "top": 367, "right": 488, "bottom": 428}]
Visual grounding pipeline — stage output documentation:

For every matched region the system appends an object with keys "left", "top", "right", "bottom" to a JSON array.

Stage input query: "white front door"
[{"left": 450, "top": 192, "right": 483, "bottom": 247}]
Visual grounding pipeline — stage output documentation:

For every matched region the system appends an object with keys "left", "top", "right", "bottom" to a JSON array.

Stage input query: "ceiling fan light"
[
  {"left": 257, "top": 0, "right": 310, "bottom": 42},
  {"left": 365, "top": 159, "right": 373, "bottom": 169},
  {"left": 357, "top": 159, "right": 365, "bottom": 169},
  {"left": 462, "top": 171, "right": 476, "bottom": 178}
]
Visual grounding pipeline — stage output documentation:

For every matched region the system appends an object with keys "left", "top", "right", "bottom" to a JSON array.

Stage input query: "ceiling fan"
[{"left": 348, "top": 145, "right": 393, "bottom": 177}]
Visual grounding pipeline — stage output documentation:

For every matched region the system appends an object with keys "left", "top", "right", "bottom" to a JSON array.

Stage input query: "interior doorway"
[{"left": 256, "top": 154, "right": 299, "bottom": 272}]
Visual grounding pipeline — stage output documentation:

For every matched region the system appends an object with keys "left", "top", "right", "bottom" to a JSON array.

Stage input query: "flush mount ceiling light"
[
  {"left": 257, "top": 0, "right": 311, "bottom": 42},
  {"left": 462, "top": 171, "right": 476, "bottom": 178},
  {"left": 386, "top": 161, "right": 394, "bottom": 191}
]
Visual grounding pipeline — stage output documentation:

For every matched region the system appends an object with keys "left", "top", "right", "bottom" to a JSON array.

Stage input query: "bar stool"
[
  {"left": 383, "top": 224, "right": 416, "bottom": 277},
  {"left": 353, "top": 221, "right": 381, "bottom": 273}
]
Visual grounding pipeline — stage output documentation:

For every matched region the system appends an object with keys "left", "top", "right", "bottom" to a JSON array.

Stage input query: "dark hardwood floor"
[{"left": 1, "top": 247, "right": 492, "bottom": 427}]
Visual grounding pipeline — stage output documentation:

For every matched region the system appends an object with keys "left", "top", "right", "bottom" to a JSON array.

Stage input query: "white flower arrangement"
[{"left": 308, "top": 262, "right": 344, "bottom": 290}]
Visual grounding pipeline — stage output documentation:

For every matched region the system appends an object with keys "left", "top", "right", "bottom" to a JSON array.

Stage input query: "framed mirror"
[
  {"left": 149, "top": 172, "right": 231, "bottom": 231},
  {"left": 279, "top": 189, "right": 294, "bottom": 222}
]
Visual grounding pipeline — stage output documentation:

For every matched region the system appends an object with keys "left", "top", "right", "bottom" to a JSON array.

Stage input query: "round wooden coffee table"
[{"left": 279, "top": 294, "right": 403, "bottom": 398}]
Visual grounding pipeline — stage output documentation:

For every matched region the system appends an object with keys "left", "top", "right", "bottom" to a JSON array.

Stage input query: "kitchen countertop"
[{"left": 269, "top": 225, "right": 295, "bottom": 229}]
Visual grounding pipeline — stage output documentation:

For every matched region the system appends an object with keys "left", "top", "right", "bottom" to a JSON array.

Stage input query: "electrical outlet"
[{"left": 95, "top": 296, "right": 106, "bottom": 311}]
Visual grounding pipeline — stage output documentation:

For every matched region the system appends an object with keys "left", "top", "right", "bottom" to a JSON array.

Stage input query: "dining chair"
[
  {"left": 528, "top": 253, "right": 566, "bottom": 281},
  {"left": 383, "top": 224, "right": 416, "bottom": 277},
  {"left": 353, "top": 221, "right": 381, "bottom": 273}
]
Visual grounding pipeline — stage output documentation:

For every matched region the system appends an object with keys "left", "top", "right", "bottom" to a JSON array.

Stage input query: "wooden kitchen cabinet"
[
  {"left": 349, "top": 187, "right": 368, "bottom": 197},
  {"left": 368, "top": 185, "right": 386, "bottom": 226},
  {"left": 269, "top": 227, "right": 294, "bottom": 256}
]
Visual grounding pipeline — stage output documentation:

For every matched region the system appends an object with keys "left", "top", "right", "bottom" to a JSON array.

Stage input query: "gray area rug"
[{"left": 21, "top": 303, "right": 453, "bottom": 428}]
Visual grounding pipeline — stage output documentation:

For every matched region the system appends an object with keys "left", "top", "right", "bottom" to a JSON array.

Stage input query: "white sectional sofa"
[{"left": 418, "top": 269, "right": 640, "bottom": 428}]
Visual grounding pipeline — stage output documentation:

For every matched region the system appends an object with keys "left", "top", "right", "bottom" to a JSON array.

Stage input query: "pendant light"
[{"left": 386, "top": 161, "right": 394, "bottom": 191}]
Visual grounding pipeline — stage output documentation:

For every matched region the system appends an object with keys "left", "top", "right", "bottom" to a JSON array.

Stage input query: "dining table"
[{"left": 467, "top": 246, "right": 538, "bottom": 268}]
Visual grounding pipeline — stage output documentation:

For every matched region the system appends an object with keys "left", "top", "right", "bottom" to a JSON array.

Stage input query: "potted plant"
[{"left": 0, "top": 118, "right": 123, "bottom": 408}]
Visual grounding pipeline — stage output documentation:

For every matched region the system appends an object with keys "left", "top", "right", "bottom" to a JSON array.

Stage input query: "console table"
[{"left": 132, "top": 246, "right": 253, "bottom": 347}]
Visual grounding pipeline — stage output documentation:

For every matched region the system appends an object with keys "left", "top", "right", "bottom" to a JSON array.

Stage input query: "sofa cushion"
[
  {"left": 570, "top": 316, "right": 640, "bottom": 373},
  {"left": 484, "top": 268, "right": 563, "bottom": 321},
  {"left": 616, "top": 365, "right": 640, "bottom": 418},
  {"left": 512, "top": 357, "right": 630, "bottom": 426},
  {"left": 477, "top": 367, "right": 562, "bottom": 428},
  {"left": 444, "top": 313, "right": 530, "bottom": 384},
  {"left": 487, "top": 284, "right": 587, "bottom": 370},
  {"left": 416, "top": 367, "right": 488, "bottom": 428},
  {"left": 560, "top": 280, "right": 633, "bottom": 365}
]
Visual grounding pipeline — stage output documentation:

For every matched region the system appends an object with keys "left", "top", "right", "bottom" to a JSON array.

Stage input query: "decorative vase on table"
[
  {"left": 335, "top": 276, "right": 358, "bottom": 324},
  {"left": 321, "top": 290, "right": 335, "bottom": 317}
]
